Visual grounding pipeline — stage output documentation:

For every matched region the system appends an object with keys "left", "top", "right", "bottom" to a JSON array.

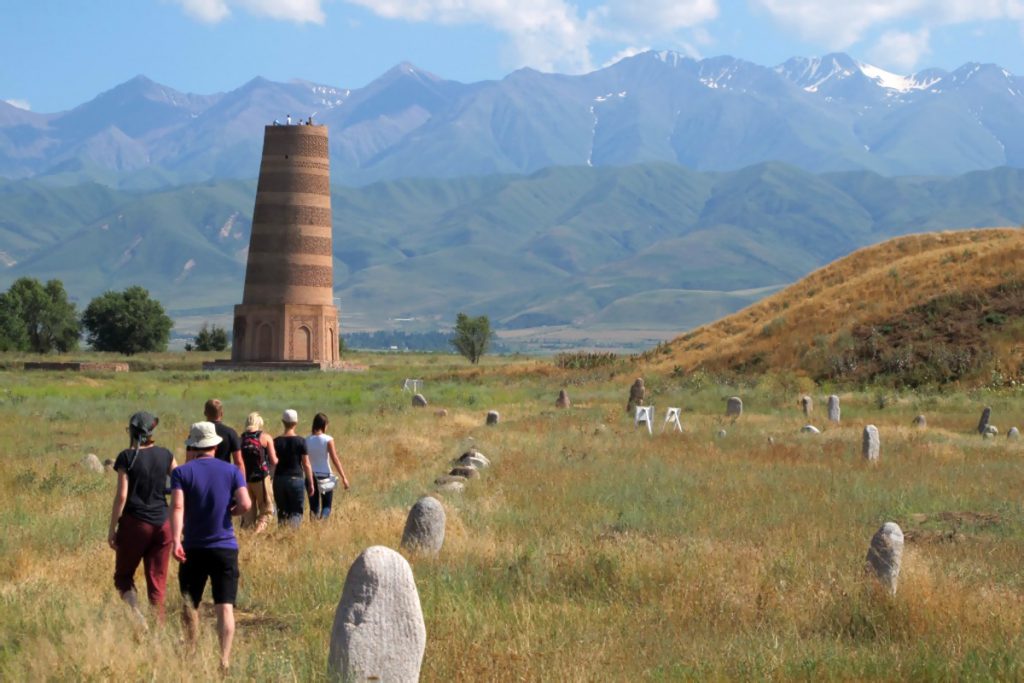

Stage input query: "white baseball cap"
[{"left": 282, "top": 409, "right": 298, "bottom": 423}]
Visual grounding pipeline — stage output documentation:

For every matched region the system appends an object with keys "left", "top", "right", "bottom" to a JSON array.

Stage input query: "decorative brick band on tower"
[{"left": 227, "top": 124, "right": 340, "bottom": 368}]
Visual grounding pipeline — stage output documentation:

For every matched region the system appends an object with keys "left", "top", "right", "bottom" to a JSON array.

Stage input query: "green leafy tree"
[
  {"left": 192, "top": 323, "right": 229, "bottom": 352},
  {"left": 450, "top": 312, "right": 493, "bottom": 364},
  {"left": 0, "top": 277, "right": 79, "bottom": 353},
  {"left": 82, "top": 286, "right": 173, "bottom": 355}
]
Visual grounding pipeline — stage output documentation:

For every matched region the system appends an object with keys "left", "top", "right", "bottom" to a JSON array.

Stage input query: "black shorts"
[{"left": 178, "top": 547, "right": 239, "bottom": 606}]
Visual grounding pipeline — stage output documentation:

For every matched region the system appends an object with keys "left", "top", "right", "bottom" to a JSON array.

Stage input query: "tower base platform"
[{"left": 202, "top": 360, "right": 366, "bottom": 372}]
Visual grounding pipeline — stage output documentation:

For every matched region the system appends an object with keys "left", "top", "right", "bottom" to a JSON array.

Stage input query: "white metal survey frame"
[
  {"left": 662, "top": 407, "right": 683, "bottom": 433},
  {"left": 635, "top": 405, "right": 654, "bottom": 435}
]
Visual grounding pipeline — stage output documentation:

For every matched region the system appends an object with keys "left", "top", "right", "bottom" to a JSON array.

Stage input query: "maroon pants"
[{"left": 113, "top": 514, "right": 172, "bottom": 620}]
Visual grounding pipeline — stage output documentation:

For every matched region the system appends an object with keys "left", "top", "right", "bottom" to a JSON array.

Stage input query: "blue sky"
[{"left": 4, "top": 0, "right": 1023, "bottom": 113}]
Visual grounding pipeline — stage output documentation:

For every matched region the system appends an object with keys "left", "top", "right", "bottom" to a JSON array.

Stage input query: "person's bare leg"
[
  {"left": 120, "top": 588, "right": 147, "bottom": 629},
  {"left": 215, "top": 603, "right": 235, "bottom": 669},
  {"left": 181, "top": 598, "right": 199, "bottom": 648}
]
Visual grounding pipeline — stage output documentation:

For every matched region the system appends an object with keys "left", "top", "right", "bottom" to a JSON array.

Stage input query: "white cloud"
[
  {"left": 237, "top": 0, "right": 325, "bottom": 23},
  {"left": 175, "top": 0, "right": 230, "bottom": 22},
  {"left": 170, "top": 0, "right": 722, "bottom": 72},
  {"left": 591, "top": 0, "right": 717, "bottom": 36},
  {"left": 868, "top": 28, "right": 931, "bottom": 71},
  {"left": 340, "top": 0, "right": 719, "bottom": 73},
  {"left": 172, "top": 0, "right": 325, "bottom": 24},
  {"left": 3, "top": 99, "right": 31, "bottom": 110},
  {"left": 752, "top": 0, "right": 1024, "bottom": 48},
  {"left": 345, "top": 0, "right": 595, "bottom": 72},
  {"left": 602, "top": 46, "right": 651, "bottom": 68}
]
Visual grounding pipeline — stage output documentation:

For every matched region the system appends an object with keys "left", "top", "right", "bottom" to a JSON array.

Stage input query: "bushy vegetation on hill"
[{"left": 649, "top": 229, "right": 1024, "bottom": 388}]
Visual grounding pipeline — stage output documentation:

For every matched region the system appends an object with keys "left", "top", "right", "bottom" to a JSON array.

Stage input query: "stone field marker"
[
  {"left": 912, "top": 415, "right": 926, "bottom": 428},
  {"left": 80, "top": 453, "right": 104, "bottom": 473},
  {"left": 726, "top": 396, "right": 743, "bottom": 418},
  {"left": 862, "top": 425, "right": 880, "bottom": 462},
  {"left": 556, "top": 389, "right": 571, "bottom": 408},
  {"left": 411, "top": 393, "right": 428, "bottom": 408},
  {"left": 800, "top": 425, "right": 821, "bottom": 434},
  {"left": 1009, "top": 427, "right": 1020, "bottom": 440},
  {"left": 627, "top": 378, "right": 646, "bottom": 413},
  {"left": 800, "top": 395, "right": 813, "bottom": 417},
  {"left": 827, "top": 395, "right": 841, "bottom": 423},
  {"left": 328, "top": 546, "right": 426, "bottom": 683},
  {"left": 486, "top": 410, "right": 500, "bottom": 426},
  {"left": 457, "top": 449, "right": 490, "bottom": 469},
  {"left": 400, "top": 497, "right": 446, "bottom": 556},
  {"left": 866, "top": 522, "right": 904, "bottom": 595},
  {"left": 977, "top": 406, "right": 992, "bottom": 434},
  {"left": 435, "top": 480, "right": 465, "bottom": 494},
  {"left": 449, "top": 465, "right": 479, "bottom": 479}
]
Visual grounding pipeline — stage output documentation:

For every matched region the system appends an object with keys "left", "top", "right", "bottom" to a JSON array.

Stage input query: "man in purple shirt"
[{"left": 171, "top": 421, "right": 251, "bottom": 670}]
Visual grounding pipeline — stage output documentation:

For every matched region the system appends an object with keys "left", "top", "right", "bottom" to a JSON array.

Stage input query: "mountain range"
[
  {"left": 3, "top": 51, "right": 1024, "bottom": 186},
  {"left": 1, "top": 163, "right": 1022, "bottom": 348}
]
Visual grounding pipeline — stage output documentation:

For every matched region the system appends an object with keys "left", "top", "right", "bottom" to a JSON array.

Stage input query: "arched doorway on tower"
[{"left": 296, "top": 325, "right": 312, "bottom": 361}]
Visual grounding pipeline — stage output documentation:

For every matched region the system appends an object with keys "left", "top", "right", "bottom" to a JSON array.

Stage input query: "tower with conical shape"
[{"left": 226, "top": 123, "right": 340, "bottom": 368}]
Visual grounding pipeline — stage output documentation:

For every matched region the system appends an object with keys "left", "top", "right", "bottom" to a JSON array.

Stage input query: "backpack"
[{"left": 241, "top": 430, "right": 269, "bottom": 480}]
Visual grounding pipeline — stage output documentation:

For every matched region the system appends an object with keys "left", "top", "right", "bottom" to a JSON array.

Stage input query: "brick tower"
[{"left": 218, "top": 124, "right": 340, "bottom": 369}]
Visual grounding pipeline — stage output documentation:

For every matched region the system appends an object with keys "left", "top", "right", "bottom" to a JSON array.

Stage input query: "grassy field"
[{"left": 1, "top": 351, "right": 1023, "bottom": 680}]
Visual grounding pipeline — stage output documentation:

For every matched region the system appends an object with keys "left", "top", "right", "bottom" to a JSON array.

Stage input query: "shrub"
[
  {"left": 82, "top": 287, "right": 173, "bottom": 355},
  {"left": 450, "top": 313, "right": 493, "bottom": 364},
  {"left": 191, "top": 323, "right": 229, "bottom": 352}
]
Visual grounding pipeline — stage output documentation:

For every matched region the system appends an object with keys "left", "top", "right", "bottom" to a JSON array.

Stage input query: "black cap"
[{"left": 128, "top": 411, "right": 159, "bottom": 441}]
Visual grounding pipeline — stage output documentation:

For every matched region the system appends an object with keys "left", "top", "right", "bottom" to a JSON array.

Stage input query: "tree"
[
  {"left": 0, "top": 277, "right": 79, "bottom": 353},
  {"left": 82, "top": 286, "right": 173, "bottom": 355},
  {"left": 450, "top": 312, "right": 493, "bottom": 364},
  {"left": 191, "top": 323, "right": 229, "bottom": 352}
]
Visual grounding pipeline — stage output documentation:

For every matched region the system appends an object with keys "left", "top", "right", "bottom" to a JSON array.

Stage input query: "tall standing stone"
[
  {"left": 626, "top": 378, "right": 646, "bottom": 413},
  {"left": 866, "top": 522, "right": 904, "bottom": 595},
  {"left": 224, "top": 124, "right": 340, "bottom": 368},
  {"left": 977, "top": 406, "right": 992, "bottom": 435},
  {"left": 827, "top": 395, "right": 841, "bottom": 423},
  {"left": 800, "top": 395, "right": 813, "bottom": 417},
  {"left": 862, "top": 425, "right": 880, "bottom": 462},
  {"left": 328, "top": 546, "right": 426, "bottom": 682},
  {"left": 555, "top": 389, "right": 571, "bottom": 409},
  {"left": 726, "top": 396, "right": 743, "bottom": 418},
  {"left": 400, "top": 497, "right": 446, "bottom": 556}
]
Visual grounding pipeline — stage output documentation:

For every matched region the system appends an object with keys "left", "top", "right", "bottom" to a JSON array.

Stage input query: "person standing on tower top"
[{"left": 286, "top": 113, "right": 291, "bottom": 125}]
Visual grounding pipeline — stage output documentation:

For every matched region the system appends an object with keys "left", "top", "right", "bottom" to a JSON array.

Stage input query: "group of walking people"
[{"left": 106, "top": 399, "right": 350, "bottom": 669}]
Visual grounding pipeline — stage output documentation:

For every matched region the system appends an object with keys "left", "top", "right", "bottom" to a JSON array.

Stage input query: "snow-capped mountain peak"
[
  {"left": 777, "top": 53, "right": 949, "bottom": 95},
  {"left": 857, "top": 62, "right": 938, "bottom": 93},
  {"left": 653, "top": 50, "right": 689, "bottom": 67}
]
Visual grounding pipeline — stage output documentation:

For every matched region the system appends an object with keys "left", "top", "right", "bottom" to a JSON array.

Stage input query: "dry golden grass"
[
  {"left": 1, "top": 355, "right": 1024, "bottom": 680},
  {"left": 648, "top": 228, "right": 1024, "bottom": 377}
]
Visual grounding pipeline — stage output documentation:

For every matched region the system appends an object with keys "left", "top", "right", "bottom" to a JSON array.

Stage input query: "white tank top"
[{"left": 306, "top": 433, "right": 333, "bottom": 475}]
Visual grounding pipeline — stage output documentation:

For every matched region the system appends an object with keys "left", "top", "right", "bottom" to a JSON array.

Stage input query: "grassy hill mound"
[{"left": 645, "top": 228, "right": 1024, "bottom": 387}]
